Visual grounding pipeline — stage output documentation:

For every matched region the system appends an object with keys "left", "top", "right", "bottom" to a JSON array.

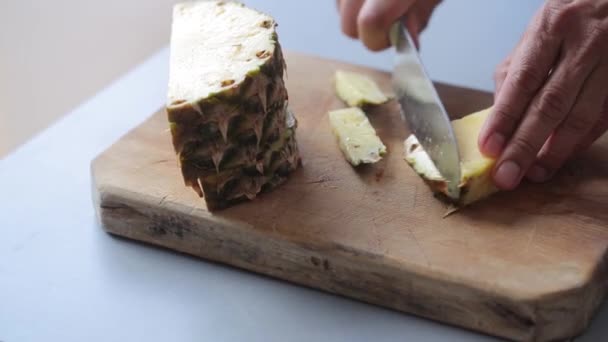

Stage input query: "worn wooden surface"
[{"left": 91, "top": 52, "right": 608, "bottom": 341}]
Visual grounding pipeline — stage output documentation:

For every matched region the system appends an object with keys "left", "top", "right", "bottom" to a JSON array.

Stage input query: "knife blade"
[{"left": 389, "top": 19, "right": 461, "bottom": 200}]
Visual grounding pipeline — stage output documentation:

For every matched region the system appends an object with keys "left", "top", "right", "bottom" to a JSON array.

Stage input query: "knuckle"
[
  {"left": 496, "top": 58, "right": 510, "bottom": 73},
  {"left": 357, "top": 10, "right": 390, "bottom": 51},
  {"left": 569, "top": 54, "right": 594, "bottom": 76},
  {"left": 588, "top": 23, "right": 608, "bottom": 58},
  {"left": 547, "top": 1, "right": 584, "bottom": 34},
  {"left": 510, "top": 136, "right": 541, "bottom": 160},
  {"left": 535, "top": 87, "right": 569, "bottom": 123},
  {"left": 493, "top": 103, "right": 521, "bottom": 127},
  {"left": 571, "top": 24, "right": 608, "bottom": 65},
  {"left": 562, "top": 114, "right": 596, "bottom": 135},
  {"left": 591, "top": 22, "right": 608, "bottom": 41},
  {"left": 357, "top": 9, "right": 384, "bottom": 31},
  {"left": 494, "top": 68, "right": 507, "bottom": 82},
  {"left": 510, "top": 67, "right": 545, "bottom": 95},
  {"left": 538, "top": 147, "right": 565, "bottom": 168}
]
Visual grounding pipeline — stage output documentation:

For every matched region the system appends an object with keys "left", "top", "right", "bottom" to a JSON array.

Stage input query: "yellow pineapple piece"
[
  {"left": 334, "top": 70, "right": 390, "bottom": 107},
  {"left": 404, "top": 107, "right": 498, "bottom": 206},
  {"left": 329, "top": 107, "right": 387, "bottom": 166}
]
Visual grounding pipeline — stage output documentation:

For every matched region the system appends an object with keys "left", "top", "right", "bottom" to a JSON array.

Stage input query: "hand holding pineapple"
[
  {"left": 478, "top": 0, "right": 608, "bottom": 190},
  {"left": 338, "top": 0, "right": 608, "bottom": 191}
]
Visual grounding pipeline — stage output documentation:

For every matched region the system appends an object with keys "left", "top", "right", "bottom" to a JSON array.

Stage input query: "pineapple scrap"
[
  {"left": 334, "top": 70, "right": 390, "bottom": 107},
  {"left": 404, "top": 107, "right": 499, "bottom": 206},
  {"left": 329, "top": 107, "right": 387, "bottom": 166}
]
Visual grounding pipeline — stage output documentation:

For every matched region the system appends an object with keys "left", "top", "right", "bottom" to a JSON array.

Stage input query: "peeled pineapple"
[
  {"left": 329, "top": 107, "right": 387, "bottom": 166},
  {"left": 334, "top": 70, "right": 390, "bottom": 107},
  {"left": 166, "top": 1, "right": 300, "bottom": 210},
  {"left": 404, "top": 107, "right": 498, "bottom": 206}
]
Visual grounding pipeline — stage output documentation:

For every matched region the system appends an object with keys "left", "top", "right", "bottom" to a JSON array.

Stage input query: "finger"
[
  {"left": 494, "top": 34, "right": 526, "bottom": 98},
  {"left": 492, "top": 52, "right": 596, "bottom": 190},
  {"left": 411, "top": 0, "right": 442, "bottom": 33},
  {"left": 575, "top": 100, "right": 608, "bottom": 153},
  {"left": 404, "top": 14, "right": 420, "bottom": 49},
  {"left": 494, "top": 56, "right": 510, "bottom": 99},
  {"left": 358, "top": 0, "right": 416, "bottom": 51},
  {"left": 339, "top": 0, "right": 365, "bottom": 38},
  {"left": 526, "top": 64, "right": 608, "bottom": 182},
  {"left": 478, "top": 7, "right": 562, "bottom": 158},
  {"left": 404, "top": 0, "right": 442, "bottom": 49}
]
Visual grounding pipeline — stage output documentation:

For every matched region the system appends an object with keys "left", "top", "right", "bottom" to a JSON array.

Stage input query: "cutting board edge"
[
  {"left": 90, "top": 152, "right": 605, "bottom": 302},
  {"left": 90, "top": 164, "right": 604, "bottom": 341}
]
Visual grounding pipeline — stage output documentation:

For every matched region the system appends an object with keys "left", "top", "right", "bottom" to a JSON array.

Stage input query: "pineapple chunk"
[
  {"left": 404, "top": 107, "right": 498, "bottom": 206},
  {"left": 329, "top": 107, "right": 387, "bottom": 166},
  {"left": 334, "top": 70, "right": 390, "bottom": 107}
]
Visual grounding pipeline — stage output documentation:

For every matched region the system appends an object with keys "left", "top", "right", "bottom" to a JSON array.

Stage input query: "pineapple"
[
  {"left": 329, "top": 107, "right": 387, "bottom": 166},
  {"left": 166, "top": 1, "right": 300, "bottom": 210},
  {"left": 404, "top": 107, "right": 498, "bottom": 206},
  {"left": 334, "top": 70, "right": 390, "bottom": 107}
]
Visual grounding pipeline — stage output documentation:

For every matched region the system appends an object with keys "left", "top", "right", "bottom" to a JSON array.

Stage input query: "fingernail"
[
  {"left": 527, "top": 164, "right": 550, "bottom": 183},
  {"left": 494, "top": 160, "right": 521, "bottom": 189},
  {"left": 483, "top": 133, "right": 506, "bottom": 157}
]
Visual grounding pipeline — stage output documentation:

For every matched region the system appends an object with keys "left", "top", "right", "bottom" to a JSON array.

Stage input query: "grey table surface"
[{"left": 1, "top": 1, "right": 606, "bottom": 341}]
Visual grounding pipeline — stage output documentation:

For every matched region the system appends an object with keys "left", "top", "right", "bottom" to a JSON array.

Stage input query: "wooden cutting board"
[{"left": 91, "top": 52, "right": 608, "bottom": 341}]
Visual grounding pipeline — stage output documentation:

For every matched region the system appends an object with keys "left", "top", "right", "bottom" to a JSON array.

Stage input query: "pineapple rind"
[
  {"left": 198, "top": 127, "right": 300, "bottom": 210},
  {"left": 166, "top": 1, "right": 299, "bottom": 210}
]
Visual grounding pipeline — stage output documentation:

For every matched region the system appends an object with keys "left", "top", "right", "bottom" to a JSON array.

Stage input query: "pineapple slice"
[
  {"left": 166, "top": 1, "right": 300, "bottom": 210},
  {"left": 329, "top": 107, "right": 387, "bottom": 166},
  {"left": 404, "top": 107, "right": 498, "bottom": 206},
  {"left": 334, "top": 70, "right": 390, "bottom": 107}
]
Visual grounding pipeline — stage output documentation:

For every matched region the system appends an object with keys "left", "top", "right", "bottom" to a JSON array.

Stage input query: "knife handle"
[
  {"left": 389, "top": 17, "right": 416, "bottom": 50},
  {"left": 389, "top": 18, "right": 403, "bottom": 48}
]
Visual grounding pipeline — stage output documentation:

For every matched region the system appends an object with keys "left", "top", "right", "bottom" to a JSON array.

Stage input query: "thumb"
[{"left": 358, "top": 0, "right": 417, "bottom": 51}]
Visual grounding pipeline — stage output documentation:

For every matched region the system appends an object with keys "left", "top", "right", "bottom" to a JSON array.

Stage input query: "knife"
[{"left": 389, "top": 19, "right": 462, "bottom": 200}]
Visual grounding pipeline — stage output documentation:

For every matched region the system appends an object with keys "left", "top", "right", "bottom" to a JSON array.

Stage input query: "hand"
[
  {"left": 479, "top": 0, "right": 608, "bottom": 190},
  {"left": 336, "top": 0, "right": 443, "bottom": 50}
]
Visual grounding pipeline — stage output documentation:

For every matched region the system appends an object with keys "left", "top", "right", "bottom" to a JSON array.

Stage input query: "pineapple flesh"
[
  {"left": 404, "top": 107, "right": 498, "bottom": 206},
  {"left": 166, "top": 1, "right": 300, "bottom": 210},
  {"left": 329, "top": 107, "right": 387, "bottom": 166},
  {"left": 334, "top": 70, "right": 390, "bottom": 107}
]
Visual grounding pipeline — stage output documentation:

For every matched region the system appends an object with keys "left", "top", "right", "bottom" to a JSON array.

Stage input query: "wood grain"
[{"left": 91, "top": 52, "right": 608, "bottom": 341}]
